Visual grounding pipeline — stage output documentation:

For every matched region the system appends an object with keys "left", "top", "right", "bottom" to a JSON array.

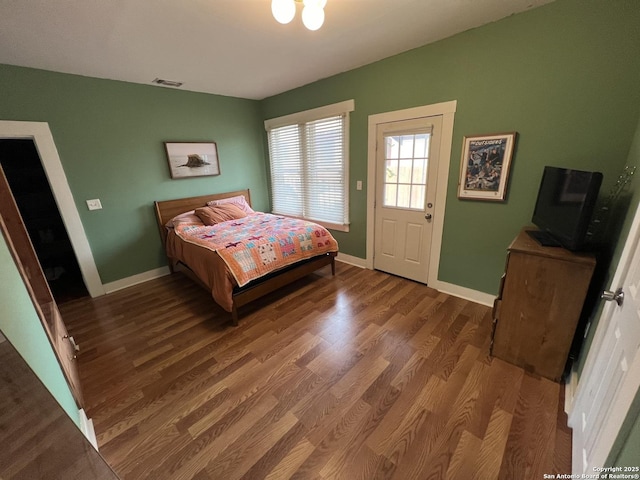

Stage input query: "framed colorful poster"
[{"left": 457, "top": 132, "right": 517, "bottom": 201}]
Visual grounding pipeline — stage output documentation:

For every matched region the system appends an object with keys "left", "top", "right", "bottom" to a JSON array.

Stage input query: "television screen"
[{"left": 530, "top": 166, "right": 603, "bottom": 251}]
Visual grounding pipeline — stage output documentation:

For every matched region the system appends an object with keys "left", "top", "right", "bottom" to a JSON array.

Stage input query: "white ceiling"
[{"left": 0, "top": 0, "right": 555, "bottom": 100}]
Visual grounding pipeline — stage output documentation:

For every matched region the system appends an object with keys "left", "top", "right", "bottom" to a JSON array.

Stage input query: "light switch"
[
  {"left": 86, "top": 199, "right": 102, "bottom": 211},
  {"left": 356, "top": 180, "right": 363, "bottom": 191}
]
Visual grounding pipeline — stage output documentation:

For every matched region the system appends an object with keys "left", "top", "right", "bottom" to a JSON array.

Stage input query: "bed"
[{"left": 154, "top": 189, "right": 338, "bottom": 325}]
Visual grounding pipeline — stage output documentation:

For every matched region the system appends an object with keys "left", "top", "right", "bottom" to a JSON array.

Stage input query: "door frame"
[
  {"left": 0, "top": 121, "right": 104, "bottom": 297},
  {"left": 568, "top": 200, "right": 640, "bottom": 470},
  {"left": 367, "top": 100, "right": 456, "bottom": 287}
]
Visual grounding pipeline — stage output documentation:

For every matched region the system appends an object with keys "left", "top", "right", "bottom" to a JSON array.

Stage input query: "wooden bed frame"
[{"left": 153, "top": 189, "right": 336, "bottom": 325}]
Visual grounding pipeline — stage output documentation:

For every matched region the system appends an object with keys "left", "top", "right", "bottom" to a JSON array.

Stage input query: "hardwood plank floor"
[{"left": 60, "top": 262, "right": 571, "bottom": 479}]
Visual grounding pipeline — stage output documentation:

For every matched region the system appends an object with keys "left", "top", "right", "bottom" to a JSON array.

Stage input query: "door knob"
[
  {"left": 601, "top": 287, "right": 624, "bottom": 306},
  {"left": 425, "top": 213, "right": 432, "bottom": 220}
]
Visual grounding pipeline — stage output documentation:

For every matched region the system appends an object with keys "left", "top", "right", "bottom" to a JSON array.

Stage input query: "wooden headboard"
[{"left": 153, "top": 189, "right": 252, "bottom": 248}]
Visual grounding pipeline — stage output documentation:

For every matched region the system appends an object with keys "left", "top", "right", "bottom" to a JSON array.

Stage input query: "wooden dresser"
[{"left": 491, "top": 228, "right": 596, "bottom": 381}]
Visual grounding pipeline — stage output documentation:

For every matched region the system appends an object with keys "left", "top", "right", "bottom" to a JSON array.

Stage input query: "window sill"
[{"left": 272, "top": 213, "right": 349, "bottom": 233}]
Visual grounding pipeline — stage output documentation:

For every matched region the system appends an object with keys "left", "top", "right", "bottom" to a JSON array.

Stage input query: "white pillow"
[
  {"left": 165, "top": 210, "right": 203, "bottom": 228},
  {"left": 206, "top": 194, "right": 255, "bottom": 214}
]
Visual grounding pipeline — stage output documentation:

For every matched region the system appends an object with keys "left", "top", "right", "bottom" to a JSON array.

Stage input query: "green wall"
[
  {"left": 0, "top": 65, "right": 267, "bottom": 283},
  {"left": 260, "top": 0, "right": 640, "bottom": 295},
  {"left": 0, "top": 234, "right": 80, "bottom": 425}
]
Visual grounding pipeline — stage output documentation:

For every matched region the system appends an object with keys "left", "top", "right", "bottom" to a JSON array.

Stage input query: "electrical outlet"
[
  {"left": 356, "top": 180, "right": 363, "bottom": 191},
  {"left": 86, "top": 199, "right": 102, "bottom": 211}
]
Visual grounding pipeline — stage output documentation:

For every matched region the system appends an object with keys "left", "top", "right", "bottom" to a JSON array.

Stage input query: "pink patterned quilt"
[{"left": 174, "top": 213, "right": 339, "bottom": 287}]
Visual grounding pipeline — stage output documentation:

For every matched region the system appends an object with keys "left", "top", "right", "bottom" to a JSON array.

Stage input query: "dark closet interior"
[{"left": 0, "top": 139, "right": 88, "bottom": 304}]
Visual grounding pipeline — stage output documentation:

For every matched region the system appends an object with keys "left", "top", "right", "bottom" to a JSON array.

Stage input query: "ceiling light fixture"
[{"left": 271, "top": 0, "right": 327, "bottom": 31}]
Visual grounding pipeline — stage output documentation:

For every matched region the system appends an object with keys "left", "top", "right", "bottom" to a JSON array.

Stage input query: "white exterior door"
[
  {"left": 373, "top": 116, "right": 441, "bottom": 283},
  {"left": 569, "top": 202, "right": 640, "bottom": 472}
]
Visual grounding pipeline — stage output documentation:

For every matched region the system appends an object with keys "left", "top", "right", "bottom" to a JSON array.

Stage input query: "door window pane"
[
  {"left": 384, "top": 183, "right": 397, "bottom": 206},
  {"left": 397, "top": 184, "right": 411, "bottom": 208},
  {"left": 410, "top": 185, "right": 425, "bottom": 209},
  {"left": 412, "top": 159, "right": 427, "bottom": 184},
  {"left": 386, "top": 137, "right": 399, "bottom": 159},
  {"left": 385, "top": 160, "right": 398, "bottom": 182},
  {"left": 414, "top": 134, "right": 430, "bottom": 157},
  {"left": 398, "top": 159, "right": 413, "bottom": 184},
  {"left": 399, "top": 135, "right": 414, "bottom": 159},
  {"left": 383, "top": 131, "right": 431, "bottom": 210}
]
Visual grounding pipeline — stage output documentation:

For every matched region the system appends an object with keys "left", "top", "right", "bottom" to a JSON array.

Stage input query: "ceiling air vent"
[{"left": 152, "top": 78, "right": 183, "bottom": 88}]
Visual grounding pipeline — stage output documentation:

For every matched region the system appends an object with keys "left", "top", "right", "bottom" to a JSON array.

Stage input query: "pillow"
[
  {"left": 165, "top": 210, "right": 203, "bottom": 228},
  {"left": 195, "top": 203, "right": 247, "bottom": 225},
  {"left": 206, "top": 194, "right": 255, "bottom": 214}
]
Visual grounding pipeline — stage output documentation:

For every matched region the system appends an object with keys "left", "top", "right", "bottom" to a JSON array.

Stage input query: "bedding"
[
  {"left": 206, "top": 194, "right": 255, "bottom": 214},
  {"left": 165, "top": 210, "right": 200, "bottom": 227},
  {"left": 165, "top": 212, "right": 338, "bottom": 313},
  {"left": 194, "top": 203, "right": 247, "bottom": 225}
]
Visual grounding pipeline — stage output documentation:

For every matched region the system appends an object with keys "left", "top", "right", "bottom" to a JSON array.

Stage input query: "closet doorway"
[{"left": 0, "top": 139, "right": 88, "bottom": 304}]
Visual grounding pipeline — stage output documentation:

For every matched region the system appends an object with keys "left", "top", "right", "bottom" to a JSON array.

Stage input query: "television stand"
[
  {"left": 526, "top": 229, "right": 562, "bottom": 247},
  {"left": 491, "top": 228, "right": 596, "bottom": 381}
]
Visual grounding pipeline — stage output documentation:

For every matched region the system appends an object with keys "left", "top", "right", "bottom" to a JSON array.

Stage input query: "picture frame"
[
  {"left": 457, "top": 132, "right": 517, "bottom": 201},
  {"left": 164, "top": 142, "right": 220, "bottom": 179}
]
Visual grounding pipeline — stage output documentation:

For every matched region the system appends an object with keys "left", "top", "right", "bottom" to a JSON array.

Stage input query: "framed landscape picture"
[
  {"left": 457, "top": 132, "right": 517, "bottom": 201},
  {"left": 164, "top": 142, "right": 220, "bottom": 179}
]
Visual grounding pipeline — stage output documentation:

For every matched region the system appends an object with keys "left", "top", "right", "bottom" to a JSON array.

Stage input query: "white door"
[
  {"left": 373, "top": 116, "right": 442, "bottom": 283},
  {"left": 569, "top": 202, "right": 640, "bottom": 472}
]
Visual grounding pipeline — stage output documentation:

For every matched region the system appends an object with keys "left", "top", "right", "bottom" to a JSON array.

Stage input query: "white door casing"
[
  {"left": 366, "top": 100, "right": 457, "bottom": 289},
  {"left": 373, "top": 117, "right": 442, "bottom": 283},
  {"left": 0, "top": 121, "right": 105, "bottom": 297},
  {"left": 569, "top": 201, "right": 640, "bottom": 472}
]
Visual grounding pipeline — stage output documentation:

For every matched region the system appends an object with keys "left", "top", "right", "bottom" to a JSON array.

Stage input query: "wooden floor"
[
  {"left": 60, "top": 262, "right": 571, "bottom": 479},
  {"left": 0, "top": 341, "right": 118, "bottom": 479}
]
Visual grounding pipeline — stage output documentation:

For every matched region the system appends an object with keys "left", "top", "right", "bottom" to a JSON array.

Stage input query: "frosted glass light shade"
[
  {"left": 302, "top": 4, "right": 324, "bottom": 31},
  {"left": 272, "top": 0, "right": 296, "bottom": 24}
]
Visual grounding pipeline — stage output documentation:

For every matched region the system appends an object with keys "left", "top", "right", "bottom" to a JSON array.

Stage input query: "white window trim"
[
  {"left": 264, "top": 100, "right": 355, "bottom": 130},
  {"left": 274, "top": 213, "right": 348, "bottom": 233},
  {"left": 265, "top": 100, "right": 354, "bottom": 232}
]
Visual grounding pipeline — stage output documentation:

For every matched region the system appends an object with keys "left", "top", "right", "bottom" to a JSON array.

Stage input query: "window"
[
  {"left": 265, "top": 100, "right": 354, "bottom": 232},
  {"left": 383, "top": 130, "right": 431, "bottom": 209}
]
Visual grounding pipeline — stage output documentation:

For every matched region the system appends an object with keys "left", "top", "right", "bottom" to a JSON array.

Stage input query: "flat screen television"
[{"left": 529, "top": 166, "right": 603, "bottom": 251}]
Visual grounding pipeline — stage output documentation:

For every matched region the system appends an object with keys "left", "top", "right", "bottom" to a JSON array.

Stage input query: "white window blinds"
[{"left": 266, "top": 100, "right": 353, "bottom": 231}]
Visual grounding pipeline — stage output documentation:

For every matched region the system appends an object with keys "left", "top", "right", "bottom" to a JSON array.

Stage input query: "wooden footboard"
[
  {"left": 172, "top": 252, "right": 336, "bottom": 325},
  {"left": 230, "top": 252, "right": 336, "bottom": 325}
]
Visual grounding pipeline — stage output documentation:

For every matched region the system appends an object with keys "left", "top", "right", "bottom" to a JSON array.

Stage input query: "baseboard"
[
  {"left": 103, "top": 266, "right": 171, "bottom": 294},
  {"left": 336, "top": 253, "right": 367, "bottom": 268},
  {"left": 564, "top": 367, "right": 578, "bottom": 415},
  {"left": 431, "top": 280, "right": 494, "bottom": 307},
  {"left": 103, "top": 257, "right": 363, "bottom": 294},
  {"left": 103, "top": 261, "right": 490, "bottom": 311},
  {"left": 334, "top": 258, "right": 494, "bottom": 307},
  {"left": 78, "top": 408, "right": 98, "bottom": 450}
]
